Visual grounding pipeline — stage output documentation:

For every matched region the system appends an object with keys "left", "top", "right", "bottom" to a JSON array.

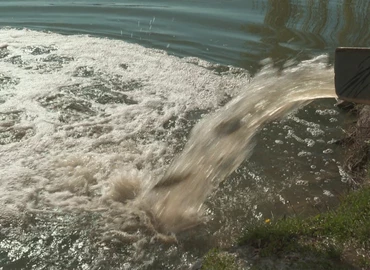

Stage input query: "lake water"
[{"left": 0, "top": 1, "right": 369, "bottom": 269}]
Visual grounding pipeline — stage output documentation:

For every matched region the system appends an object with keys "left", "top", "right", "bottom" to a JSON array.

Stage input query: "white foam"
[
  {"left": 0, "top": 29, "right": 248, "bottom": 225},
  {"left": 0, "top": 28, "right": 338, "bottom": 238},
  {"left": 315, "top": 109, "right": 339, "bottom": 116}
]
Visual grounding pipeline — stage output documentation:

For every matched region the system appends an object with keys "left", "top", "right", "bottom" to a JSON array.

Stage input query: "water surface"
[
  {"left": 1, "top": 0, "right": 369, "bottom": 70},
  {"left": 0, "top": 1, "right": 369, "bottom": 269}
]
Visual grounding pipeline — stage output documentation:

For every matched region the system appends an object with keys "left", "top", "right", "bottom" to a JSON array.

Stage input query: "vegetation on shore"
[
  {"left": 202, "top": 186, "right": 370, "bottom": 269},
  {"left": 201, "top": 248, "right": 238, "bottom": 270},
  {"left": 238, "top": 185, "right": 370, "bottom": 269},
  {"left": 201, "top": 104, "right": 370, "bottom": 269}
]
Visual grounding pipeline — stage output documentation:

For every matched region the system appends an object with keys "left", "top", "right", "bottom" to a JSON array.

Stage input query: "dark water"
[
  {"left": 0, "top": 1, "right": 369, "bottom": 269},
  {"left": 1, "top": 0, "right": 369, "bottom": 70}
]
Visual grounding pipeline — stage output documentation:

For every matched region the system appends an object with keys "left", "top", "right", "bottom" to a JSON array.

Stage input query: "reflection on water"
[
  {"left": 1, "top": 0, "right": 369, "bottom": 70},
  {"left": 242, "top": 0, "right": 370, "bottom": 70}
]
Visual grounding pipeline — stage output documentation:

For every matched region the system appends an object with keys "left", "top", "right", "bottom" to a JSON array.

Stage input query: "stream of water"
[{"left": 1, "top": 1, "right": 370, "bottom": 269}]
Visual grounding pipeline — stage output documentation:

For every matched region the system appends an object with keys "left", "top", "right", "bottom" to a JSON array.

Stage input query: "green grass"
[
  {"left": 238, "top": 187, "right": 370, "bottom": 267},
  {"left": 201, "top": 248, "right": 238, "bottom": 270}
]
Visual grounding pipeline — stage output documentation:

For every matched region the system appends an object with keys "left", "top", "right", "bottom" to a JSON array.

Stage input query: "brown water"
[
  {"left": 141, "top": 57, "right": 338, "bottom": 233},
  {"left": 0, "top": 1, "right": 369, "bottom": 269}
]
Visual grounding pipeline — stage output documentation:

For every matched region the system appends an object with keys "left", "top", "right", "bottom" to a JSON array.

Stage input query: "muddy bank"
[{"left": 339, "top": 104, "right": 370, "bottom": 183}]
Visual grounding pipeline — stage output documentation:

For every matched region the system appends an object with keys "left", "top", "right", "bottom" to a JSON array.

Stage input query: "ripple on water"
[{"left": 0, "top": 28, "right": 348, "bottom": 269}]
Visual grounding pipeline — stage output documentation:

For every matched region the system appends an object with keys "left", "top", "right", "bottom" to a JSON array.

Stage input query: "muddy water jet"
[
  {"left": 142, "top": 57, "right": 337, "bottom": 233},
  {"left": 0, "top": 30, "right": 345, "bottom": 270}
]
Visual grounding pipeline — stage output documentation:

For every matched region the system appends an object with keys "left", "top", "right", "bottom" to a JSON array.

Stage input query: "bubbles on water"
[
  {"left": 315, "top": 109, "right": 339, "bottom": 116},
  {"left": 23, "top": 45, "right": 57, "bottom": 55},
  {"left": 323, "top": 190, "right": 334, "bottom": 197},
  {"left": 0, "top": 47, "right": 10, "bottom": 59},
  {"left": 38, "top": 92, "right": 96, "bottom": 123},
  {"left": 0, "top": 111, "right": 34, "bottom": 144},
  {"left": 4, "top": 55, "right": 28, "bottom": 67},
  {"left": 323, "top": 148, "right": 333, "bottom": 154},
  {"left": 64, "top": 124, "right": 114, "bottom": 139},
  {"left": 251, "top": 205, "right": 263, "bottom": 221},
  {"left": 38, "top": 54, "right": 75, "bottom": 73},
  {"left": 0, "top": 73, "right": 19, "bottom": 90},
  {"left": 0, "top": 28, "right": 352, "bottom": 269},
  {"left": 277, "top": 194, "right": 286, "bottom": 205},
  {"left": 3, "top": 45, "right": 74, "bottom": 74},
  {"left": 304, "top": 138, "right": 315, "bottom": 147},
  {"left": 338, "top": 166, "right": 352, "bottom": 183},
  {"left": 60, "top": 83, "right": 138, "bottom": 105},
  {"left": 307, "top": 127, "right": 325, "bottom": 137},
  {"left": 289, "top": 115, "right": 320, "bottom": 128},
  {"left": 0, "top": 28, "right": 250, "bottom": 239},
  {"left": 298, "top": 151, "right": 311, "bottom": 157},
  {"left": 73, "top": 66, "right": 95, "bottom": 77},
  {"left": 295, "top": 180, "right": 308, "bottom": 186}
]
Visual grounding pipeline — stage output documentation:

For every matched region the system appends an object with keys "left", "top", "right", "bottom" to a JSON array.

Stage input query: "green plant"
[
  {"left": 201, "top": 248, "right": 238, "bottom": 270},
  {"left": 238, "top": 187, "right": 370, "bottom": 268}
]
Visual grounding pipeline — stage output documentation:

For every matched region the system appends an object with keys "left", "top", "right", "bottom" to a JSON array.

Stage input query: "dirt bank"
[{"left": 339, "top": 104, "right": 370, "bottom": 184}]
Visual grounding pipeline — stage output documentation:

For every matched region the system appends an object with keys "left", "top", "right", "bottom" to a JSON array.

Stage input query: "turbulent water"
[
  {"left": 1, "top": 0, "right": 370, "bottom": 268},
  {"left": 0, "top": 28, "right": 348, "bottom": 269},
  {"left": 146, "top": 56, "right": 337, "bottom": 233}
]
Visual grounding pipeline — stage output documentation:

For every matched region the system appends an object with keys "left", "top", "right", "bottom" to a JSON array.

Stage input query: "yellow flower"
[{"left": 265, "top": 219, "right": 271, "bottom": 224}]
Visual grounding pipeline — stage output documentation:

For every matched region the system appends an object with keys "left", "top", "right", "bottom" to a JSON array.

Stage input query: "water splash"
[
  {"left": 138, "top": 57, "right": 337, "bottom": 232},
  {"left": 0, "top": 29, "right": 338, "bottom": 245}
]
